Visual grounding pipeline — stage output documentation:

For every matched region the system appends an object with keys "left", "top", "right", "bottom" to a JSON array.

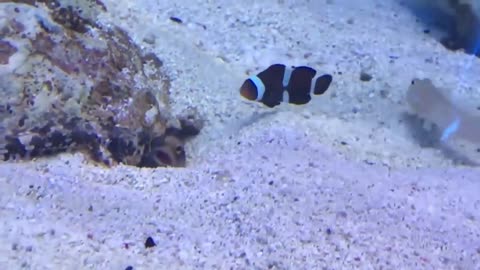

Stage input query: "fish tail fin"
[{"left": 312, "top": 74, "right": 333, "bottom": 95}]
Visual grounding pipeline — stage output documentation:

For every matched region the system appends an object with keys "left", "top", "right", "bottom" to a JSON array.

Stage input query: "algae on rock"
[{"left": 0, "top": 1, "right": 202, "bottom": 167}]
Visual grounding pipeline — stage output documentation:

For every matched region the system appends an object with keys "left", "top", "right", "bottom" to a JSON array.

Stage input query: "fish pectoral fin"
[{"left": 440, "top": 117, "right": 461, "bottom": 142}]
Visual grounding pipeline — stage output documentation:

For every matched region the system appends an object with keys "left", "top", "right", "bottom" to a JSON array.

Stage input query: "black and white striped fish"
[{"left": 240, "top": 64, "right": 333, "bottom": 108}]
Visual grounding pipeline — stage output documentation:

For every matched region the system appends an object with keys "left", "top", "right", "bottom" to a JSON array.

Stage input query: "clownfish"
[{"left": 240, "top": 64, "right": 333, "bottom": 108}]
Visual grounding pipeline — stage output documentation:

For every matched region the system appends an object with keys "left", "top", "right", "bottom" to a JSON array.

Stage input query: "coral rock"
[{"left": 0, "top": 1, "right": 201, "bottom": 167}]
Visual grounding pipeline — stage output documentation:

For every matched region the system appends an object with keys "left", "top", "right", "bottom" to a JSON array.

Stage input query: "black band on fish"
[{"left": 286, "top": 66, "right": 316, "bottom": 105}]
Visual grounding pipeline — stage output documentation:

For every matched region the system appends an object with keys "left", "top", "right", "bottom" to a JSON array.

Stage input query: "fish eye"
[{"left": 175, "top": 146, "right": 184, "bottom": 154}]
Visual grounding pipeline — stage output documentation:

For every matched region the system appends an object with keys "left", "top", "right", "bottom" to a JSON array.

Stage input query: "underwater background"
[{"left": 0, "top": 0, "right": 480, "bottom": 269}]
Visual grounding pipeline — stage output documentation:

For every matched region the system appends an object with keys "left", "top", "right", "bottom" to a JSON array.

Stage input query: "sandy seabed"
[{"left": 1, "top": 0, "right": 480, "bottom": 269}]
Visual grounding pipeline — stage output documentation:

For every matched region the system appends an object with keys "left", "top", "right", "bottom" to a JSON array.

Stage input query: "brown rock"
[{"left": 0, "top": 1, "right": 201, "bottom": 167}]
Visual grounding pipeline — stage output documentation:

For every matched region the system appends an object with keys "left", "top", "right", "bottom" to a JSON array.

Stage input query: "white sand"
[{"left": 1, "top": 0, "right": 480, "bottom": 269}]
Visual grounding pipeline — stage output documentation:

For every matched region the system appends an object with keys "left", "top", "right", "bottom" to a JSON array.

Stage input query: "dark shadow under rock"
[
  {"left": 0, "top": 1, "right": 202, "bottom": 167},
  {"left": 400, "top": 0, "right": 480, "bottom": 56}
]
